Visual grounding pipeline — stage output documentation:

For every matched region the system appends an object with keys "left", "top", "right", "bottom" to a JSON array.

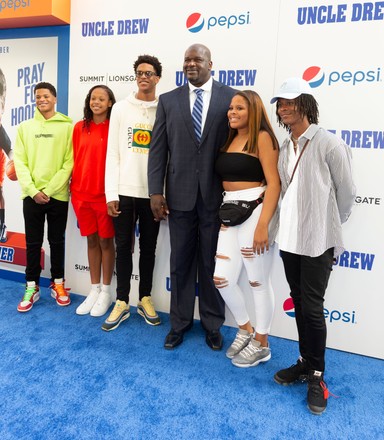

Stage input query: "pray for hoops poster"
[{"left": 0, "top": 26, "right": 69, "bottom": 278}]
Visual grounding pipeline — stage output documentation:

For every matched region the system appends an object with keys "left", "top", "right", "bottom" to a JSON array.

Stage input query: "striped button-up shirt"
[{"left": 278, "top": 124, "right": 356, "bottom": 258}]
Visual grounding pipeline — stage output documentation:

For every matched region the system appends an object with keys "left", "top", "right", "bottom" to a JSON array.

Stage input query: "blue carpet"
[{"left": 0, "top": 277, "right": 383, "bottom": 440}]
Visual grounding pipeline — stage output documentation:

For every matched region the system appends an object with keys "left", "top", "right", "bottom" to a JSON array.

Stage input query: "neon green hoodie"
[{"left": 14, "top": 109, "right": 73, "bottom": 201}]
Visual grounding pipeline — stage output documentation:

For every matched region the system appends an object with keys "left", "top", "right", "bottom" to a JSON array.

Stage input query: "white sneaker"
[
  {"left": 90, "top": 290, "right": 112, "bottom": 317},
  {"left": 76, "top": 289, "right": 100, "bottom": 315}
]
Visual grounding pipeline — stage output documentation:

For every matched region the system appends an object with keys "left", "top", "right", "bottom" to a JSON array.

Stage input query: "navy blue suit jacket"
[{"left": 148, "top": 80, "right": 236, "bottom": 211}]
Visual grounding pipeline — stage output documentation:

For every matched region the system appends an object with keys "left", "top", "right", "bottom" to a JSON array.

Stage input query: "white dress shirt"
[{"left": 188, "top": 76, "right": 213, "bottom": 133}]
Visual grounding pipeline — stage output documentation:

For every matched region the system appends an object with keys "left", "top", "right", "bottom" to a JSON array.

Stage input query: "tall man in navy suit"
[{"left": 148, "top": 44, "right": 236, "bottom": 350}]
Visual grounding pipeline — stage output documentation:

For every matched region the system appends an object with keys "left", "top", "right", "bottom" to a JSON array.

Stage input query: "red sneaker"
[
  {"left": 50, "top": 280, "right": 71, "bottom": 306},
  {"left": 17, "top": 283, "right": 40, "bottom": 312}
]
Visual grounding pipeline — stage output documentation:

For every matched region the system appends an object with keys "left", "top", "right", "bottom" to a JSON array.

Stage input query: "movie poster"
[{"left": 0, "top": 33, "right": 59, "bottom": 278}]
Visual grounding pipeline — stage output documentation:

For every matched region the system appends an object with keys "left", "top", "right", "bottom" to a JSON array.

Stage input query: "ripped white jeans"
[{"left": 214, "top": 187, "right": 275, "bottom": 334}]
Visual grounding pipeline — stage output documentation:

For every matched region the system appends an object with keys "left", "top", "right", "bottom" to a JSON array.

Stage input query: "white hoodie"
[{"left": 105, "top": 91, "right": 158, "bottom": 201}]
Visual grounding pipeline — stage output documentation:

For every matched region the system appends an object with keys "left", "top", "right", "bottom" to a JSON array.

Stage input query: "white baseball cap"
[{"left": 270, "top": 77, "right": 313, "bottom": 104}]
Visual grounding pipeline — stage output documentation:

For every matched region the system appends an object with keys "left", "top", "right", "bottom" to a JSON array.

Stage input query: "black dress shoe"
[
  {"left": 164, "top": 329, "right": 184, "bottom": 350},
  {"left": 205, "top": 330, "right": 223, "bottom": 351}
]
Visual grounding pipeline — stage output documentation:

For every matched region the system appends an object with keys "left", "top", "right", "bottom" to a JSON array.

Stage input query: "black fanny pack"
[{"left": 219, "top": 196, "right": 264, "bottom": 226}]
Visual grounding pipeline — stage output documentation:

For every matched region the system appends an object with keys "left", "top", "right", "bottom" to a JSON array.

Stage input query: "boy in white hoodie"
[{"left": 103, "top": 55, "right": 162, "bottom": 331}]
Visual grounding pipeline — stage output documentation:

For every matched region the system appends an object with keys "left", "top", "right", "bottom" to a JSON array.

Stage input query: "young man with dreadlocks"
[{"left": 270, "top": 78, "right": 355, "bottom": 415}]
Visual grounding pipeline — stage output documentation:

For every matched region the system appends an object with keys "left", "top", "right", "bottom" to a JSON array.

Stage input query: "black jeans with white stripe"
[{"left": 280, "top": 248, "right": 334, "bottom": 372}]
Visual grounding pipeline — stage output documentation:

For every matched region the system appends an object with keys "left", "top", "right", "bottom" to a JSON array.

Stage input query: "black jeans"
[
  {"left": 113, "top": 196, "right": 159, "bottom": 302},
  {"left": 280, "top": 248, "right": 334, "bottom": 372},
  {"left": 23, "top": 197, "right": 69, "bottom": 284}
]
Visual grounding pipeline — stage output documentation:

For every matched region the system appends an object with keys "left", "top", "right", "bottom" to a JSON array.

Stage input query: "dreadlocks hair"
[
  {"left": 276, "top": 93, "right": 319, "bottom": 131},
  {"left": 82, "top": 85, "right": 116, "bottom": 130},
  {"left": 222, "top": 90, "right": 279, "bottom": 156},
  {"left": 133, "top": 55, "right": 162, "bottom": 78}
]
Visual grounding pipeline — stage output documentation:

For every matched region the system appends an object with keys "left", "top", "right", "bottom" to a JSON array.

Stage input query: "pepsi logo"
[
  {"left": 283, "top": 297, "right": 295, "bottom": 318},
  {"left": 303, "top": 66, "right": 325, "bottom": 88},
  {"left": 283, "top": 296, "right": 357, "bottom": 325},
  {"left": 186, "top": 13, "right": 205, "bottom": 33}
]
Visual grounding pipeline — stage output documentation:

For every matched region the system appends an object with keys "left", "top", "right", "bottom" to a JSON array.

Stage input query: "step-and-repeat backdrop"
[{"left": 1, "top": 0, "right": 383, "bottom": 359}]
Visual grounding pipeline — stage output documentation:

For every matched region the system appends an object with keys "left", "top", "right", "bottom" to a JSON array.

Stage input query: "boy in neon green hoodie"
[{"left": 14, "top": 82, "right": 73, "bottom": 312}]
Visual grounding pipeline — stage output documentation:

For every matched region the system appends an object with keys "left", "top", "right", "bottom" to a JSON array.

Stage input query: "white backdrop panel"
[{"left": 20, "top": 0, "right": 383, "bottom": 359}]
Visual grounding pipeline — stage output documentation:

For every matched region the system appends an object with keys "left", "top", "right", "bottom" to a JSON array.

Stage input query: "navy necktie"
[{"left": 192, "top": 89, "right": 203, "bottom": 142}]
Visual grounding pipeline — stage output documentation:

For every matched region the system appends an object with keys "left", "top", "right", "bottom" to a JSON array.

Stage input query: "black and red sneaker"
[
  {"left": 307, "top": 370, "right": 329, "bottom": 415},
  {"left": 274, "top": 357, "right": 309, "bottom": 385}
]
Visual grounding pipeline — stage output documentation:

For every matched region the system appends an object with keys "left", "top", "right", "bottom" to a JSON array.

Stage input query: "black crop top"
[{"left": 215, "top": 152, "right": 265, "bottom": 182}]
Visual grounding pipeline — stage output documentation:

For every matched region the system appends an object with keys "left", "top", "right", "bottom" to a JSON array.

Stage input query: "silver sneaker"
[
  {"left": 226, "top": 329, "right": 253, "bottom": 359},
  {"left": 231, "top": 339, "right": 271, "bottom": 368}
]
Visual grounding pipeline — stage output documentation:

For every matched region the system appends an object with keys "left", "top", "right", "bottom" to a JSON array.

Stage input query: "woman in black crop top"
[{"left": 213, "top": 90, "right": 280, "bottom": 367}]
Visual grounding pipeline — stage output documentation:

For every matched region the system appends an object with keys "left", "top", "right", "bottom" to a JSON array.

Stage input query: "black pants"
[
  {"left": 280, "top": 248, "right": 334, "bottom": 372},
  {"left": 113, "top": 196, "right": 159, "bottom": 302},
  {"left": 168, "top": 190, "right": 225, "bottom": 333},
  {"left": 23, "top": 197, "right": 69, "bottom": 284}
]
